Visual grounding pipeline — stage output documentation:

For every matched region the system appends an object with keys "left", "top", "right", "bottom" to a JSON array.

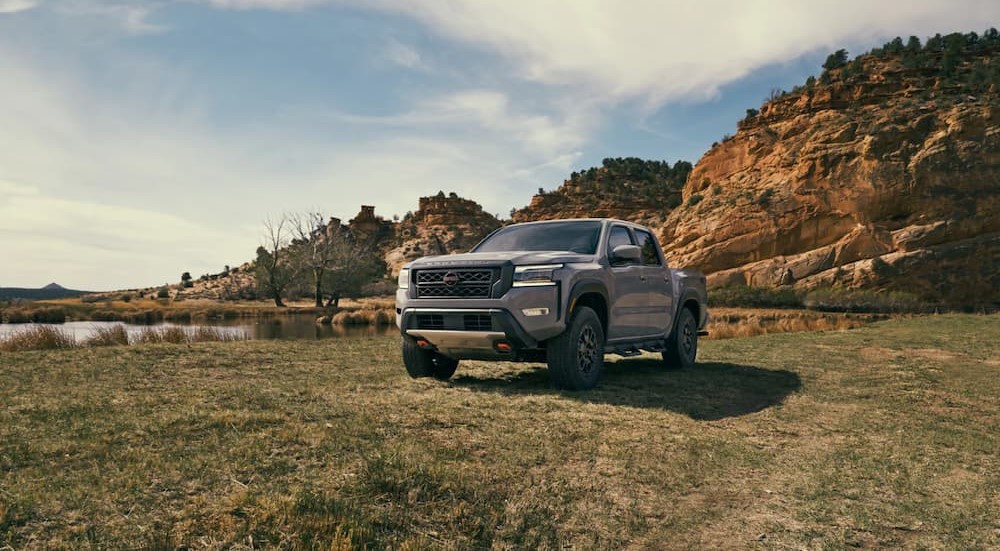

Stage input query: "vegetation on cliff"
[{"left": 512, "top": 157, "right": 691, "bottom": 225}]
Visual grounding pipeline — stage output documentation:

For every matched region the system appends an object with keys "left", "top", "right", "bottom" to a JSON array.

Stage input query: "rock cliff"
[
  {"left": 663, "top": 34, "right": 999, "bottom": 307},
  {"left": 384, "top": 192, "right": 502, "bottom": 275}
]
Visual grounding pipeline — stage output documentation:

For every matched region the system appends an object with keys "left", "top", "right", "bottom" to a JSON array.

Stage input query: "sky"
[{"left": 1, "top": 0, "right": 997, "bottom": 291}]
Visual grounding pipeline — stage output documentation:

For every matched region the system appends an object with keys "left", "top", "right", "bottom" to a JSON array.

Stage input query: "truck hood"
[{"left": 405, "top": 251, "right": 594, "bottom": 269}]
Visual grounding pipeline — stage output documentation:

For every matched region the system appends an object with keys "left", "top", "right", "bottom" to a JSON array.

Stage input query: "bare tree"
[
  {"left": 255, "top": 214, "right": 299, "bottom": 307},
  {"left": 291, "top": 212, "right": 340, "bottom": 307}
]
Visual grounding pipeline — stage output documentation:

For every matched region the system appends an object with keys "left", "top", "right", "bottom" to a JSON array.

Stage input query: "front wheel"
[
  {"left": 402, "top": 337, "right": 459, "bottom": 380},
  {"left": 663, "top": 307, "right": 698, "bottom": 369},
  {"left": 546, "top": 306, "right": 605, "bottom": 390}
]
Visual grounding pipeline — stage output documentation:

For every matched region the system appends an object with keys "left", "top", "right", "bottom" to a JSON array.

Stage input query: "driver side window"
[{"left": 606, "top": 226, "right": 636, "bottom": 265}]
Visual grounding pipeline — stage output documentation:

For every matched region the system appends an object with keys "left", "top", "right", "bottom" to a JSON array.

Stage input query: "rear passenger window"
[{"left": 634, "top": 229, "right": 662, "bottom": 266}]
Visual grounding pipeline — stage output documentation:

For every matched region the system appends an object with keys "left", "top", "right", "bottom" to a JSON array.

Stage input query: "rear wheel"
[
  {"left": 402, "top": 337, "right": 459, "bottom": 380},
  {"left": 547, "top": 306, "right": 605, "bottom": 390},
  {"left": 663, "top": 307, "right": 698, "bottom": 369}
]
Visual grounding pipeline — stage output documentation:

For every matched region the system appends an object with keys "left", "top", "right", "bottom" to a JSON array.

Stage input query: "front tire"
[
  {"left": 402, "top": 337, "right": 459, "bottom": 380},
  {"left": 547, "top": 306, "right": 605, "bottom": 390},
  {"left": 663, "top": 307, "right": 698, "bottom": 369}
]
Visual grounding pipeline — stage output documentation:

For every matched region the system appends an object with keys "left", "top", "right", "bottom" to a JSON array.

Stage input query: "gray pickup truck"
[{"left": 395, "top": 218, "right": 708, "bottom": 390}]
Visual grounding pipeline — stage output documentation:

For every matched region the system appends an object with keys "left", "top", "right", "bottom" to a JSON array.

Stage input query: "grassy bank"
[
  {"left": 0, "top": 297, "right": 396, "bottom": 325},
  {"left": 1, "top": 315, "right": 997, "bottom": 548}
]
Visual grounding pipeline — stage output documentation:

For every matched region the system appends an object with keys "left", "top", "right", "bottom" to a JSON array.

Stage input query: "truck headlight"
[
  {"left": 512, "top": 264, "right": 562, "bottom": 287},
  {"left": 397, "top": 268, "right": 410, "bottom": 290}
]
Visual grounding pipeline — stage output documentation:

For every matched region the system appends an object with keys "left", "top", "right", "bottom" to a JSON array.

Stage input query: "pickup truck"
[{"left": 395, "top": 218, "right": 708, "bottom": 390}]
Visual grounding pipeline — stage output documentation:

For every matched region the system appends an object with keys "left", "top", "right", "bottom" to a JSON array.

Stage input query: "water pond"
[{"left": 0, "top": 315, "right": 397, "bottom": 342}]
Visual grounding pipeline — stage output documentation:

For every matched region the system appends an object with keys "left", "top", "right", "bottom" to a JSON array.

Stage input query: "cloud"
[
  {"left": 0, "top": 0, "right": 37, "bottom": 14},
  {"left": 54, "top": 1, "right": 167, "bottom": 34},
  {"left": 203, "top": 0, "right": 328, "bottom": 9},
  {"left": 201, "top": 0, "right": 1000, "bottom": 108},
  {"left": 0, "top": 182, "right": 249, "bottom": 290},
  {"left": 383, "top": 39, "right": 425, "bottom": 70}
]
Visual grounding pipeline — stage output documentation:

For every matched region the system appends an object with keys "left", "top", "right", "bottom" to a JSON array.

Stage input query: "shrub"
[
  {"left": 3, "top": 309, "right": 32, "bottom": 324},
  {"left": 686, "top": 194, "right": 704, "bottom": 207},
  {"left": 157, "top": 288, "right": 170, "bottom": 299},
  {"left": 30, "top": 307, "right": 67, "bottom": 324},
  {"left": 711, "top": 286, "right": 803, "bottom": 309}
]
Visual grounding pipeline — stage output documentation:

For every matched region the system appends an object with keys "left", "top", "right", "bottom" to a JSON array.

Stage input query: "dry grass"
[
  {"left": 0, "top": 315, "right": 996, "bottom": 548},
  {"left": 133, "top": 326, "right": 246, "bottom": 344},
  {"left": 83, "top": 325, "right": 129, "bottom": 347},
  {"left": 0, "top": 325, "right": 246, "bottom": 352},
  {"left": 0, "top": 325, "right": 76, "bottom": 352},
  {"left": 705, "top": 307, "right": 888, "bottom": 339}
]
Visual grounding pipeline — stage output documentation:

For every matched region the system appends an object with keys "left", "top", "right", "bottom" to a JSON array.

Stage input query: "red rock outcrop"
[
  {"left": 663, "top": 42, "right": 999, "bottom": 306},
  {"left": 384, "top": 192, "right": 502, "bottom": 275}
]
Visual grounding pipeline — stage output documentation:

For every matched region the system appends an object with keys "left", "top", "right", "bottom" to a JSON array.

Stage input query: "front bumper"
[{"left": 396, "top": 285, "right": 565, "bottom": 360}]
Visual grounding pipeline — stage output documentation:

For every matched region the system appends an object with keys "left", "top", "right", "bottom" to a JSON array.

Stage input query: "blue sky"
[{"left": 1, "top": 0, "right": 997, "bottom": 291}]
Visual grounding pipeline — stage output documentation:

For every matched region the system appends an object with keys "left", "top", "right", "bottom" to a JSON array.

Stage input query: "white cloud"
[
  {"left": 202, "top": 0, "right": 1000, "bottom": 108},
  {"left": 0, "top": 182, "right": 249, "bottom": 290},
  {"left": 56, "top": 1, "right": 167, "bottom": 34},
  {"left": 383, "top": 39, "right": 425, "bottom": 70},
  {"left": 0, "top": 0, "right": 37, "bottom": 14}
]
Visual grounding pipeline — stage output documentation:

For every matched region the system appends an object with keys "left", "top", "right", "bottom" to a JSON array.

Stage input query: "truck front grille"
[{"left": 414, "top": 269, "right": 496, "bottom": 299}]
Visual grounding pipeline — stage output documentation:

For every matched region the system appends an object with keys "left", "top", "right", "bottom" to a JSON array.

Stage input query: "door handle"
[{"left": 640, "top": 275, "right": 647, "bottom": 282}]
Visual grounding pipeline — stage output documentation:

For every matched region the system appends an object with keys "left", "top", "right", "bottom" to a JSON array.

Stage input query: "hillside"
[
  {"left": 511, "top": 157, "right": 690, "bottom": 227},
  {"left": 133, "top": 31, "right": 997, "bottom": 308},
  {"left": 662, "top": 31, "right": 999, "bottom": 307},
  {"left": 0, "top": 284, "right": 90, "bottom": 301}
]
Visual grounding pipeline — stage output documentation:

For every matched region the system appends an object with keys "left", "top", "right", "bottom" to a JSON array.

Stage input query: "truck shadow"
[{"left": 451, "top": 359, "right": 801, "bottom": 420}]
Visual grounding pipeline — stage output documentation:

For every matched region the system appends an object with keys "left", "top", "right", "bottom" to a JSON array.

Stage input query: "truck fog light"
[{"left": 522, "top": 308, "right": 549, "bottom": 317}]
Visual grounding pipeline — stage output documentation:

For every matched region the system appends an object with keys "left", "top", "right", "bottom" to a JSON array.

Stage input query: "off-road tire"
[
  {"left": 402, "top": 337, "right": 459, "bottom": 380},
  {"left": 546, "top": 306, "right": 605, "bottom": 390},
  {"left": 663, "top": 307, "right": 698, "bottom": 369}
]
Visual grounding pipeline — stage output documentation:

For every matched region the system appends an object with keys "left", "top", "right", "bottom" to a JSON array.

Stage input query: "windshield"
[{"left": 474, "top": 221, "right": 602, "bottom": 254}]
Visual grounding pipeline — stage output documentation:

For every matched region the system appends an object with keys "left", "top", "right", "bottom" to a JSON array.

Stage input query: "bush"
[
  {"left": 31, "top": 307, "right": 66, "bottom": 324},
  {"left": 686, "top": 194, "right": 704, "bottom": 207},
  {"left": 157, "top": 288, "right": 170, "bottom": 299},
  {"left": 711, "top": 286, "right": 803, "bottom": 309}
]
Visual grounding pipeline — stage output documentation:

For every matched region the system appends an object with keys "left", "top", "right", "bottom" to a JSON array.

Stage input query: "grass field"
[{"left": 1, "top": 315, "right": 997, "bottom": 549}]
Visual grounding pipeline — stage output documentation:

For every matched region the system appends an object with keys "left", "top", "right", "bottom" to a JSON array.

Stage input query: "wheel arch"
[{"left": 568, "top": 280, "right": 609, "bottom": 333}]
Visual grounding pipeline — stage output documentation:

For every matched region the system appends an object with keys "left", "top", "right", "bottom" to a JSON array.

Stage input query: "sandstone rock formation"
[
  {"left": 663, "top": 37, "right": 999, "bottom": 306},
  {"left": 384, "top": 192, "right": 502, "bottom": 276}
]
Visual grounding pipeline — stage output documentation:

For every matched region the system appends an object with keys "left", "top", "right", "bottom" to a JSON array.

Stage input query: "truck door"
[
  {"left": 605, "top": 225, "right": 647, "bottom": 341},
  {"left": 633, "top": 228, "right": 674, "bottom": 336}
]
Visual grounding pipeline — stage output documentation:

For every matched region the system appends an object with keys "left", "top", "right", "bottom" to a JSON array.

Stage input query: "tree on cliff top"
[{"left": 822, "top": 49, "right": 849, "bottom": 70}]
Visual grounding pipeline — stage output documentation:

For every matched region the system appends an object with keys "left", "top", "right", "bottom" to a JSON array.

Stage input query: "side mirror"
[{"left": 611, "top": 244, "right": 641, "bottom": 264}]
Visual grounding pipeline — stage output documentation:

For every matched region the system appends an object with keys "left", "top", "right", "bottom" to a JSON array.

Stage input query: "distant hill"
[{"left": 0, "top": 284, "right": 90, "bottom": 300}]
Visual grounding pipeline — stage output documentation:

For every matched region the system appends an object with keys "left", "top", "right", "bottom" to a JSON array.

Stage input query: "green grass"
[{"left": 0, "top": 315, "right": 997, "bottom": 548}]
